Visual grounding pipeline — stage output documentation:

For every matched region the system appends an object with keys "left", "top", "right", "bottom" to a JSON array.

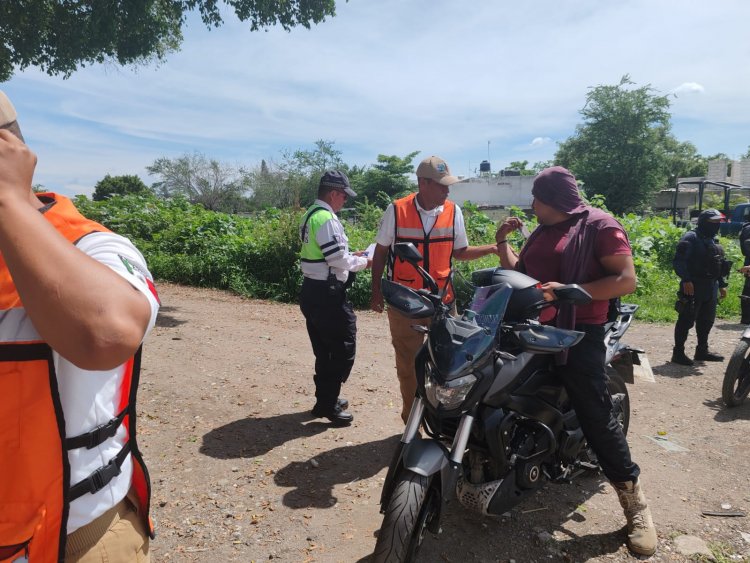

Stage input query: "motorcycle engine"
[{"left": 511, "top": 427, "right": 546, "bottom": 490}]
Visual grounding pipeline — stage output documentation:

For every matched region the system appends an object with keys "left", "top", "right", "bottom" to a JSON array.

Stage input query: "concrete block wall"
[
  {"left": 707, "top": 159, "right": 728, "bottom": 182},
  {"left": 740, "top": 159, "right": 750, "bottom": 186}
]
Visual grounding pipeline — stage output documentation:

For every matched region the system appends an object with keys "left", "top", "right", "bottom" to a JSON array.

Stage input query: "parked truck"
[{"left": 670, "top": 180, "right": 750, "bottom": 236}]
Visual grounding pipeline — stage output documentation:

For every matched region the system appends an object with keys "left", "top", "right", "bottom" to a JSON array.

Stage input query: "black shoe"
[
  {"left": 337, "top": 397, "right": 349, "bottom": 410},
  {"left": 671, "top": 349, "right": 694, "bottom": 366},
  {"left": 311, "top": 404, "right": 353, "bottom": 426},
  {"left": 694, "top": 349, "right": 724, "bottom": 362}
]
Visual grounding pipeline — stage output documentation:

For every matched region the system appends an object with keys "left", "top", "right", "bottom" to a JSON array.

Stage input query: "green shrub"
[{"left": 76, "top": 194, "right": 746, "bottom": 321}]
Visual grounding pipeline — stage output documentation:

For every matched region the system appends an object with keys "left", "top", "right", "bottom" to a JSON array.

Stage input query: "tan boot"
[{"left": 612, "top": 480, "right": 657, "bottom": 556}]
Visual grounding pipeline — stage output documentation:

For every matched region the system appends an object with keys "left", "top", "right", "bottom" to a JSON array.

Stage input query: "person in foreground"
[
  {"left": 671, "top": 209, "right": 729, "bottom": 366},
  {"left": 369, "top": 156, "right": 500, "bottom": 423},
  {"left": 495, "top": 166, "right": 657, "bottom": 556},
  {"left": 0, "top": 91, "right": 160, "bottom": 562},
  {"left": 299, "top": 171, "right": 371, "bottom": 426}
]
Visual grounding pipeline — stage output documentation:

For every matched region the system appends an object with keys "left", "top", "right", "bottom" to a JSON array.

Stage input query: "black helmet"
[{"left": 486, "top": 268, "right": 545, "bottom": 321}]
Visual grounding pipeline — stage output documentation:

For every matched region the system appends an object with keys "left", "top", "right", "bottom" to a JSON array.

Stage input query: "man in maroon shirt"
[{"left": 495, "top": 167, "right": 656, "bottom": 557}]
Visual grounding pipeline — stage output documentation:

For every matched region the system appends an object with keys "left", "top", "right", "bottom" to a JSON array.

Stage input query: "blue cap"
[{"left": 319, "top": 170, "right": 357, "bottom": 197}]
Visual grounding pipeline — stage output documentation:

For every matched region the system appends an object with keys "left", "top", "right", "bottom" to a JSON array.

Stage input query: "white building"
[{"left": 449, "top": 173, "right": 536, "bottom": 210}]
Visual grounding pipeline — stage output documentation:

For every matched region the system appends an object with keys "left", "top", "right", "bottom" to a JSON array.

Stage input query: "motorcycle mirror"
[
  {"left": 552, "top": 284, "right": 593, "bottom": 305},
  {"left": 393, "top": 242, "right": 423, "bottom": 264},
  {"left": 394, "top": 242, "right": 440, "bottom": 294}
]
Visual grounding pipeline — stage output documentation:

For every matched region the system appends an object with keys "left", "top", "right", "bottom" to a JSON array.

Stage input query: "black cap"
[
  {"left": 699, "top": 208, "right": 726, "bottom": 222},
  {"left": 319, "top": 170, "right": 357, "bottom": 197}
]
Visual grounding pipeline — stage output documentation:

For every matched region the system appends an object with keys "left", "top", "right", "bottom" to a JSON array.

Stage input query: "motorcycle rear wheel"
[
  {"left": 606, "top": 372, "right": 630, "bottom": 435},
  {"left": 372, "top": 470, "right": 437, "bottom": 563},
  {"left": 722, "top": 339, "right": 750, "bottom": 407}
]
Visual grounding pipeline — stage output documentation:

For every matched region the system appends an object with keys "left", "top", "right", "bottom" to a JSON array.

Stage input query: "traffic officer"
[
  {"left": 671, "top": 208, "right": 730, "bottom": 365},
  {"left": 299, "top": 170, "right": 371, "bottom": 426}
]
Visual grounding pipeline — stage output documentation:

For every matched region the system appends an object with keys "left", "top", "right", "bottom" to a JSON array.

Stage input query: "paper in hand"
[{"left": 520, "top": 224, "right": 531, "bottom": 239}]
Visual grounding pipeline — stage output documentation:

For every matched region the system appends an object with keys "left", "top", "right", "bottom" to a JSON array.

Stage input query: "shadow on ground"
[
  {"left": 199, "top": 411, "right": 338, "bottom": 459},
  {"left": 652, "top": 360, "right": 703, "bottom": 378},
  {"left": 357, "top": 471, "right": 629, "bottom": 562},
  {"left": 703, "top": 397, "right": 750, "bottom": 421},
  {"left": 155, "top": 305, "right": 188, "bottom": 328},
  {"left": 715, "top": 322, "right": 746, "bottom": 332},
  {"left": 274, "top": 434, "right": 400, "bottom": 509}
]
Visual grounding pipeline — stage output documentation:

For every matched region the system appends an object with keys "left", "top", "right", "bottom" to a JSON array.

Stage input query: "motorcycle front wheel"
[
  {"left": 606, "top": 372, "right": 631, "bottom": 435},
  {"left": 372, "top": 470, "right": 438, "bottom": 563},
  {"left": 722, "top": 338, "right": 750, "bottom": 407}
]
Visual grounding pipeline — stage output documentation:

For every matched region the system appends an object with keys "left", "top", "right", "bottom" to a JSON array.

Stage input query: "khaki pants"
[
  {"left": 387, "top": 308, "right": 431, "bottom": 423},
  {"left": 65, "top": 491, "right": 150, "bottom": 563}
]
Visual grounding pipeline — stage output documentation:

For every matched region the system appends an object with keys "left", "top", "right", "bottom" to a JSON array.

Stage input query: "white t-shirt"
[
  {"left": 60, "top": 231, "right": 160, "bottom": 533},
  {"left": 375, "top": 198, "right": 469, "bottom": 249}
]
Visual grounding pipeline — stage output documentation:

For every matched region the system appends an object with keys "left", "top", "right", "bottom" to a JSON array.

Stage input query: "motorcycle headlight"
[{"left": 424, "top": 372, "right": 477, "bottom": 410}]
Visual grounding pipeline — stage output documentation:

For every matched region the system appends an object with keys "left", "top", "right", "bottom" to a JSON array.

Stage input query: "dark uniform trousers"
[
  {"left": 674, "top": 280, "right": 718, "bottom": 352},
  {"left": 742, "top": 275, "right": 750, "bottom": 324},
  {"left": 557, "top": 324, "right": 640, "bottom": 483},
  {"left": 300, "top": 277, "right": 357, "bottom": 410}
]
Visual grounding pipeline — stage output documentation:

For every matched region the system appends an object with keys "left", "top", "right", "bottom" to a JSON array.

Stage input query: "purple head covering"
[{"left": 532, "top": 166, "right": 587, "bottom": 214}]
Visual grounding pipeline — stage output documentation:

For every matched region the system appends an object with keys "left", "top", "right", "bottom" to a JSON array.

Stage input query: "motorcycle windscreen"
[
  {"left": 429, "top": 283, "right": 512, "bottom": 379},
  {"left": 381, "top": 278, "right": 434, "bottom": 318}
]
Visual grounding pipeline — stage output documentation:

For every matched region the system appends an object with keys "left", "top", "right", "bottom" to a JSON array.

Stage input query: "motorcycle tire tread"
[
  {"left": 372, "top": 471, "right": 431, "bottom": 563},
  {"left": 723, "top": 339, "right": 750, "bottom": 407}
]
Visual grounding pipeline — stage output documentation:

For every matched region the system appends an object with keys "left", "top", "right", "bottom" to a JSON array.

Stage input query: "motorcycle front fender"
[
  {"left": 402, "top": 437, "right": 448, "bottom": 477},
  {"left": 380, "top": 438, "right": 448, "bottom": 512},
  {"left": 403, "top": 438, "right": 461, "bottom": 505}
]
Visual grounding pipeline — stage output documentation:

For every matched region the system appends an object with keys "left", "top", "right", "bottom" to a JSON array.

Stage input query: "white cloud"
[
  {"left": 4, "top": 0, "right": 750, "bottom": 191},
  {"left": 672, "top": 82, "right": 705, "bottom": 95},
  {"left": 530, "top": 137, "right": 554, "bottom": 148}
]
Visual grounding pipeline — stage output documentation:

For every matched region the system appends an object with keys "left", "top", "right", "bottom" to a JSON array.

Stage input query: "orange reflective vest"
[
  {"left": 0, "top": 194, "right": 152, "bottom": 563},
  {"left": 388, "top": 193, "right": 456, "bottom": 302}
]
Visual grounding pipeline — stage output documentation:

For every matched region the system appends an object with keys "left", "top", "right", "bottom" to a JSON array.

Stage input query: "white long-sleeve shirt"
[{"left": 300, "top": 200, "right": 368, "bottom": 282}]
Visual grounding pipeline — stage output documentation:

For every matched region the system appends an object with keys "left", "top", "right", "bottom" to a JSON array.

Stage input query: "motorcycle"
[
  {"left": 722, "top": 326, "right": 750, "bottom": 407},
  {"left": 372, "top": 242, "right": 645, "bottom": 563}
]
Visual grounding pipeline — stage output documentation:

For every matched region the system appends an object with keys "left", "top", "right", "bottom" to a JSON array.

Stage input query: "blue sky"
[{"left": 3, "top": 0, "right": 750, "bottom": 197}]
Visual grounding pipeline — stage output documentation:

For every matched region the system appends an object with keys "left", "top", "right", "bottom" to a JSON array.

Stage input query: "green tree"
[
  {"left": 248, "top": 140, "right": 346, "bottom": 209},
  {"left": 663, "top": 139, "right": 707, "bottom": 188},
  {"left": 741, "top": 146, "right": 750, "bottom": 159},
  {"left": 555, "top": 75, "right": 673, "bottom": 214},
  {"left": 279, "top": 139, "right": 345, "bottom": 207},
  {"left": 147, "top": 152, "right": 251, "bottom": 212},
  {"left": 507, "top": 160, "right": 536, "bottom": 176},
  {"left": 93, "top": 174, "right": 151, "bottom": 201},
  {"left": 248, "top": 159, "right": 293, "bottom": 209},
  {"left": 531, "top": 160, "right": 554, "bottom": 174},
  {"left": 0, "top": 0, "right": 337, "bottom": 81},
  {"left": 349, "top": 152, "right": 419, "bottom": 203}
]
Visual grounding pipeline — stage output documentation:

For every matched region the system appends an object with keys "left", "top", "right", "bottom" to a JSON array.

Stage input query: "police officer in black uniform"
[
  {"left": 671, "top": 209, "right": 730, "bottom": 365},
  {"left": 739, "top": 221, "right": 750, "bottom": 324}
]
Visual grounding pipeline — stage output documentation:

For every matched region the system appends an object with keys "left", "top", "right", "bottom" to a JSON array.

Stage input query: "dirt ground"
[{"left": 139, "top": 283, "right": 750, "bottom": 562}]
